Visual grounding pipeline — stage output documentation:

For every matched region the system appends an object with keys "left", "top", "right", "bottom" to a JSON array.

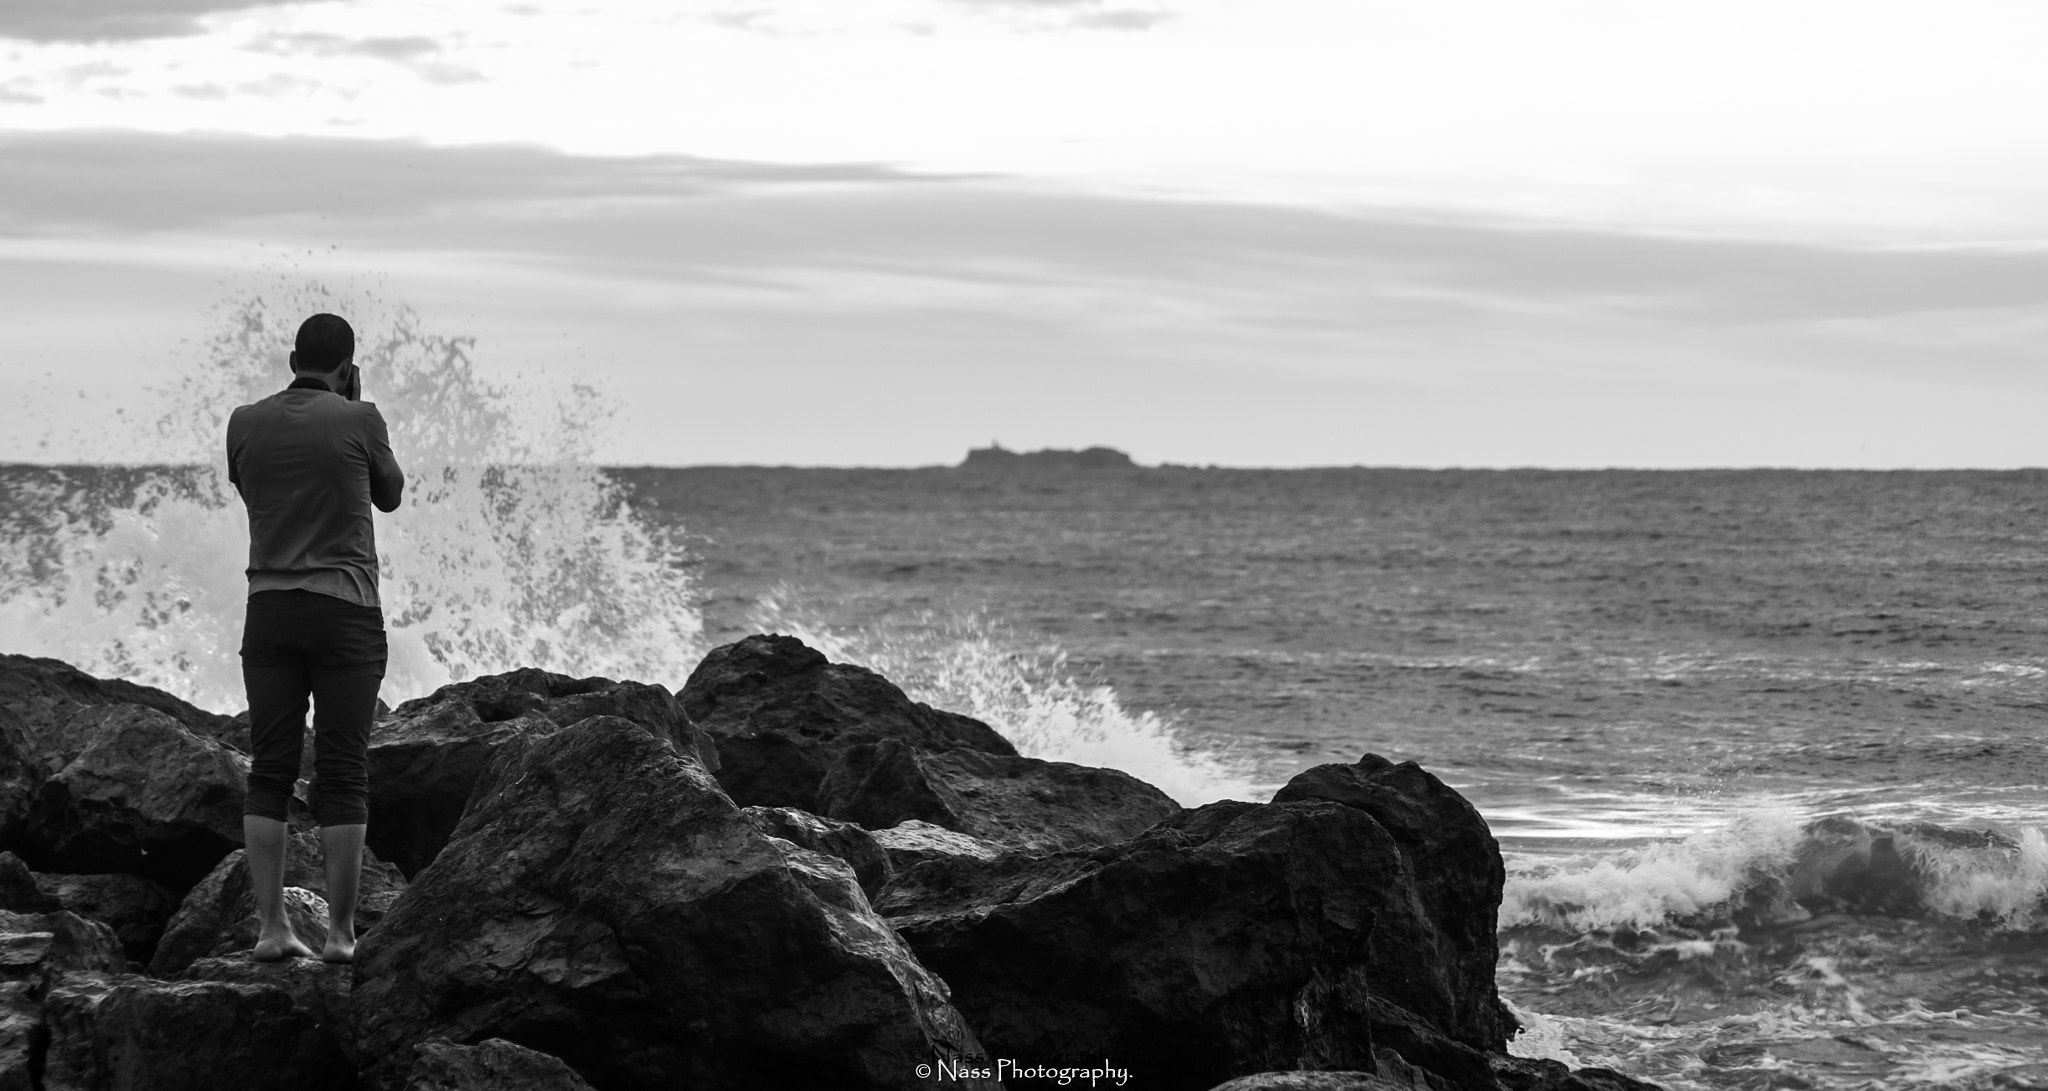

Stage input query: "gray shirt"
[{"left": 226, "top": 377, "right": 404, "bottom": 607}]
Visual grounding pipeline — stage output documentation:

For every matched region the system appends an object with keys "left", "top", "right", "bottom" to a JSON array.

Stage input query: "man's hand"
[{"left": 344, "top": 364, "right": 362, "bottom": 402}]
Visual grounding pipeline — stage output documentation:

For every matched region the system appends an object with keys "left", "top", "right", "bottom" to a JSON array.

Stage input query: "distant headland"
[{"left": 958, "top": 443, "right": 1136, "bottom": 470}]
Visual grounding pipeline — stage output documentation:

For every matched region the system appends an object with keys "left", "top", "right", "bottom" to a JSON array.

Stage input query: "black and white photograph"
[{"left": 3, "top": 1, "right": 2047, "bottom": 1088}]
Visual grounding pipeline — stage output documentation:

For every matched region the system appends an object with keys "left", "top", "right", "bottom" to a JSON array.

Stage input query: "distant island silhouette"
[{"left": 959, "top": 444, "right": 1136, "bottom": 470}]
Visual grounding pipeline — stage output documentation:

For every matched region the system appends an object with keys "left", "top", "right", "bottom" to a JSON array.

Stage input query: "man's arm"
[
  {"left": 225, "top": 406, "right": 246, "bottom": 499},
  {"left": 363, "top": 406, "right": 404, "bottom": 513}
]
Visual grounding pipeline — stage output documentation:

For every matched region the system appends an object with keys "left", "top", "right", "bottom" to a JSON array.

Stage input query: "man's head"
[{"left": 290, "top": 313, "right": 354, "bottom": 376}]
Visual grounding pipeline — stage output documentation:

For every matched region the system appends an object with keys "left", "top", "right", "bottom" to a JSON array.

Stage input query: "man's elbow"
[{"left": 373, "top": 476, "right": 404, "bottom": 513}]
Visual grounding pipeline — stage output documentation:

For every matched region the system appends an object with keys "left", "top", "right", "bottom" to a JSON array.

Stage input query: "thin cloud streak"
[{"left": 0, "top": 0, "right": 312, "bottom": 42}]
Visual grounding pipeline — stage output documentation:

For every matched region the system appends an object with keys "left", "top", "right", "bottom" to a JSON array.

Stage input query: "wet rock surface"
[
  {"left": 741, "top": 805, "right": 894, "bottom": 902},
  {"left": 679, "top": 634, "right": 1014, "bottom": 812},
  {"left": 819, "top": 738, "right": 1182, "bottom": 853},
  {"left": 22, "top": 703, "right": 247, "bottom": 888},
  {"left": 1274, "top": 755, "right": 1517, "bottom": 1053},
  {"left": 870, "top": 820, "right": 1003, "bottom": 871},
  {"left": 879, "top": 799, "right": 1386, "bottom": 1088},
  {"left": 368, "top": 668, "right": 717, "bottom": 878},
  {"left": 353, "top": 714, "right": 991, "bottom": 1091},
  {"left": 41, "top": 969, "right": 352, "bottom": 1091},
  {"left": 33, "top": 871, "right": 180, "bottom": 965},
  {"left": 403, "top": 1036, "right": 597, "bottom": 1090}
]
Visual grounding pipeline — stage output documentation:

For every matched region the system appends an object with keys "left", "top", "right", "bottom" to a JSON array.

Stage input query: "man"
[{"left": 226, "top": 312, "right": 404, "bottom": 962}]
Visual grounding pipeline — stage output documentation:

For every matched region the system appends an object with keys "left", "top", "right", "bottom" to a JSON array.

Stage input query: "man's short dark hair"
[{"left": 293, "top": 313, "right": 355, "bottom": 373}]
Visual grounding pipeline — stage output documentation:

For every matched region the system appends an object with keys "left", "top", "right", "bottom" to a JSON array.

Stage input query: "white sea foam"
[
  {"left": 1908, "top": 825, "right": 2048, "bottom": 928},
  {"left": 745, "top": 588, "right": 1260, "bottom": 807},
  {"left": 3, "top": 287, "right": 703, "bottom": 711},
  {"left": 1500, "top": 804, "right": 1809, "bottom": 932}
]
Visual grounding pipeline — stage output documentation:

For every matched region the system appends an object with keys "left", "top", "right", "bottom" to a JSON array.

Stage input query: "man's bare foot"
[
  {"left": 252, "top": 931, "right": 315, "bottom": 962},
  {"left": 321, "top": 933, "right": 356, "bottom": 963}
]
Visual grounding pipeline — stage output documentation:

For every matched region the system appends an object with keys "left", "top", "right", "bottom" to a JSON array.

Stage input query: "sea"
[{"left": 4, "top": 309, "right": 2046, "bottom": 1089}]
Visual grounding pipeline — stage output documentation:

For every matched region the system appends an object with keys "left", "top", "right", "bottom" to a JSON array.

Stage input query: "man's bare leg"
[
  {"left": 245, "top": 815, "right": 314, "bottom": 961},
  {"left": 321, "top": 823, "right": 366, "bottom": 963}
]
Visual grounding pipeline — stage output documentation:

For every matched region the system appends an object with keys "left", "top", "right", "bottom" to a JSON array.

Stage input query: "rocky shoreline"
[{"left": 0, "top": 638, "right": 1658, "bottom": 1091}]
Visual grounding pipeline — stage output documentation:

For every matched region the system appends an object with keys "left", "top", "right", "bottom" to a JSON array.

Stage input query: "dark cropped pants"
[{"left": 240, "top": 589, "right": 386, "bottom": 826}]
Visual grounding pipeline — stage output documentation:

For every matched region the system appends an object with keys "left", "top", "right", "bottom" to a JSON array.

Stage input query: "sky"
[{"left": 2, "top": 0, "right": 2045, "bottom": 468}]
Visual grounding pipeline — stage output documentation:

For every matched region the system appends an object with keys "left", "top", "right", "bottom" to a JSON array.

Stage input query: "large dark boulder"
[
  {"left": 35, "top": 871, "right": 181, "bottom": 965},
  {"left": 0, "top": 905, "right": 126, "bottom": 1088},
  {"left": 741, "top": 806, "right": 893, "bottom": 903},
  {"left": 0, "top": 657, "right": 232, "bottom": 875},
  {"left": 1274, "top": 755, "right": 1516, "bottom": 1052},
  {"left": 1205, "top": 1075, "right": 1403, "bottom": 1091},
  {"left": 0, "top": 982, "right": 32, "bottom": 1091},
  {"left": 0, "top": 852, "right": 61, "bottom": 913},
  {"left": 150, "top": 826, "right": 406, "bottom": 977},
  {"left": 678, "top": 634, "right": 1014, "bottom": 812},
  {"left": 367, "top": 668, "right": 717, "bottom": 877},
  {"left": 0, "top": 907, "right": 127, "bottom": 982},
  {"left": 1490, "top": 1055, "right": 1666, "bottom": 1091},
  {"left": 0, "top": 708, "right": 37, "bottom": 853},
  {"left": 404, "top": 1037, "right": 597, "bottom": 1090},
  {"left": 353, "top": 715, "right": 992, "bottom": 1091},
  {"left": 183, "top": 956, "right": 357, "bottom": 1065},
  {"left": 877, "top": 799, "right": 1386, "bottom": 1089},
  {"left": 20, "top": 704, "right": 247, "bottom": 888},
  {"left": 41, "top": 970, "right": 353, "bottom": 1091},
  {"left": 820, "top": 738, "right": 1181, "bottom": 852},
  {"left": 0, "top": 654, "right": 231, "bottom": 743}
]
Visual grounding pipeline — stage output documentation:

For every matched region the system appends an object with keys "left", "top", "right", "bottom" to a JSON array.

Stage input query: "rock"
[
  {"left": 877, "top": 800, "right": 1385, "bottom": 1089},
  {"left": 21, "top": 703, "right": 248, "bottom": 887},
  {"left": 0, "top": 656, "right": 229, "bottom": 865},
  {"left": 0, "top": 982, "right": 35, "bottom": 1091},
  {"left": 403, "top": 1037, "right": 597, "bottom": 1090},
  {"left": 0, "top": 707, "right": 38, "bottom": 853},
  {"left": 1274, "top": 755, "right": 1517, "bottom": 1053},
  {"left": 200, "top": 886, "right": 332, "bottom": 959},
  {"left": 150, "top": 828, "right": 405, "bottom": 977},
  {"left": 1206, "top": 1075, "right": 1407, "bottom": 1091},
  {"left": 368, "top": 668, "right": 716, "bottom": 878},
  {"left": 820, "top": 738, "right": 1181, "bottom": 852},
  {"left": 1490, "top": 1055, "right": 1667, "bottom": 1091},
  {"left": 741, "top": 806, "right": 893, "bottom": 902},
  {"left": 0, "top": 653, "right": 231, "bottom": 743},
  {"left": 678, "top": 634, "right": 1014, "bottom": 812},
  {"left": 35, "top": 872, "right": 181, "bottom": 965},
  {"left": 184, "top": 955, "right": 357, "bottom": 1063},
  {"left": 872, "top": 821, "right": 1004, "bottom": 871},
  {"left": 0, "top": 852, "right": 61, "bottom": 913},
  {"left": 0, "top": 907, "right": 126, "bottom": 981},
  {"left": 41, "top": 969, "right": 353, "bottom": 1091},
  {"left": 353, "top": 715, "right": 992, "bottom": 1091}
]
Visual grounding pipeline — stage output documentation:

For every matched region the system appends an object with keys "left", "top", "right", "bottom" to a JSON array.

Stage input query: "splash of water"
[
  {"left": 743, "top": 587, "right": 1259, "bottom": 806},
  {"left": 1501, "top": 805, "right": 1810, "bottom": 932},
  {"left": 1, "top": 285, "right": 703, "bottom": 711}
]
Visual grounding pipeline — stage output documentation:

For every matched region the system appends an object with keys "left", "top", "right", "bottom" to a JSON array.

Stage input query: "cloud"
[
  {"left": 3, "top": 130, "right": 2043, "bottom": 347},
  {"left": 4, "top": 131, "right": 2045, "bottom": 468},
  {"left": 943, "top": 0, "right": 1174, "bottom": 31},
  {"left": 0, "top": 130, "right": 936, "bottom": 234},
  {"left": 251, "top": 31, "right": 441, "bottom": 62},
  {"left": 242, "top": 30, "right": 482, "bottom": 83},
  {"left": 0, "top": 0, "right": 315, "bottom": 42}
]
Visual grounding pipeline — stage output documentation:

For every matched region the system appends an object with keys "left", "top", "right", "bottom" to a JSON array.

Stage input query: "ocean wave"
[
  {"left": 741, "top": 587, "right": 1261, "bottom": 807},
  {"left": 1502, "top": 808, "right": 2048, "bottom": 934}
]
